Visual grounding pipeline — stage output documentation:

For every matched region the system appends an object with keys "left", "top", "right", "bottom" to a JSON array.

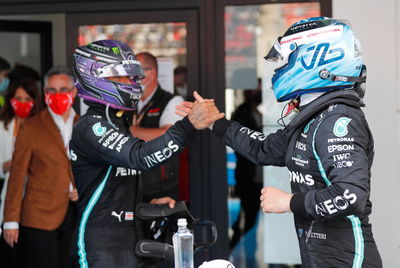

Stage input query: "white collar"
[
  {"left": 48, "top": 107, "right": 76, "bottom": 124},
  {"left": 48, "top": 107, "right": 76, "bottom": 148},
  {"left": 299, "top": 92, "right": 325, "bottom": 107},
  {"left": 138, "top": 86, "right": 157, "bottom": 113}
]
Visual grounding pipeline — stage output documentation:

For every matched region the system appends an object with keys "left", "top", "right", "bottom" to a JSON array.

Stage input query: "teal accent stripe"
[
  {"left": 77, "top": 165, "right": 113, "bottom": 268},
  {"left": 304, "top": 119, "right": 315, "bottom": 134},
  {"left": 311, "top": 121, "right": 331, "bottom": 186},
  {"left": 311, "top": 120, "right": 364, "bottom": 268},
  {"left": 348, "top": 215, "right": 365, "bottom": 268}
]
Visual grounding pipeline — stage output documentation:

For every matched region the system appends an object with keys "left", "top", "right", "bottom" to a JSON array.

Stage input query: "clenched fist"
[{"left": 260, "top": 186, "right": 293, "bottom": 214}]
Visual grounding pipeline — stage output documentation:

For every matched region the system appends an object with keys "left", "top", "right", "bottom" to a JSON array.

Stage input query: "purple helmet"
[{"left": 73, "top": 40, "right": 145, "bottom": 111}]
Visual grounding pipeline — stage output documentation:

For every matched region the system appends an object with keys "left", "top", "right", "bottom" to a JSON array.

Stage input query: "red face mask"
[
  {"left": 10, "top": 98, "right": 34, "bottom": 118},
  {"left": 45, "top": 92, "right": 73, "bottom": 115}
]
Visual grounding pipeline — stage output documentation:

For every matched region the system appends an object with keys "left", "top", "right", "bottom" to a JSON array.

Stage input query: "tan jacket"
[{"left": 4, "top": 109, "right": 78, "bottom": 231}]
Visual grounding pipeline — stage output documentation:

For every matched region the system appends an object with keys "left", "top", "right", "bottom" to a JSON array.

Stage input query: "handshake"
[{"left": 176, "top": 91, "right": 225, "bottom": 130}]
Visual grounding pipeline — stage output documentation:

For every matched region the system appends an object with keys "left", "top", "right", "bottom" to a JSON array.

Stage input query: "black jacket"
[
  {"left": 137, "top": 86, "right": 180, "bottom": 200},
  {"left": 213, "top": 91, "right": 382, "bottom": 267},
  {"left": 69, "top": 104, "right": 194, "bottom": 267}
]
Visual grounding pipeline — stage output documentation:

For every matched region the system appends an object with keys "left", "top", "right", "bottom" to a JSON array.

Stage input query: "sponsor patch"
[
  {"left": 102, "top": 132, "right": 120, "bottom": 147},
  {"left": 116, "top": 137, "right": 129, "bottom": 152},
  {"left": 328, "top": 144, "right": 354, "bottom": 153},
  {"left": 331, "top": 160, "right": 354, "bottom": 169},
  {"left": 144, "top": 140, "right": 179, "bottom": 168},
  {"left": 89, "top": 43, "right": 110, "bottom": 52},
  {"left": 148, "top": 108, "right": 161, "bottom": 114},
  {"left": 332, "top": 153, "right": 351, "bottom": 161},
  {"left": 315, "top": 189, "right": 357, "bottom": 216},
  {"left": 305, "top": 231, "right": 327, "bottom": 240},
  {"left": 289, "top": 170, "right": 314, "bottom": 186},
  {"left": 296, "top": 141, "right": 307, "bottom": 151},
  {"left": 291, "top": 155, "right": 309, "bottom": 167},
  {"left": 115, "top": 167, "right": 140, "bottom": 177},
  {"left": 333, "top": 117, "right": 351, "bottom": 137},
  {"left": 94, "top": 55, "right": 117, "bottom": 63},
  {"left": 75, "top": 48, "right": 91, "bottom": 57},
  {"left": 92, "top": 122, "right": 107, "bottom": 137},
  {"left": 112, "top": 47, "right": 120, "bottom": 55},
  {"left": 98, "top": 129, "right": 115, "bottom": 143},
  {"left": 238, "top": 127, "right": 267, "bottom": 141},
  {"left": 125, "top": 212, "right": 134, "bottom": 221},
  {"left": 70, "top": 149, "right": 77, "bottom": 161},
  {"left": 328, "top": 137, "right": 354, "bottom": 143},
  {"left": 111, "top": 211, "right": 124, "bottom": 222}
]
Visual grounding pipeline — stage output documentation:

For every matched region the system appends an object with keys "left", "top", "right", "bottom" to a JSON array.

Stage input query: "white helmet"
[{"left": 198, "top": 259, "right": 235, "bottom": 268}]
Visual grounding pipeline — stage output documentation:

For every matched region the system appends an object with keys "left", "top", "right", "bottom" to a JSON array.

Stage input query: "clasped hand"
[{"left": 176, "top": 91, "right": 225, "bottom": 130}]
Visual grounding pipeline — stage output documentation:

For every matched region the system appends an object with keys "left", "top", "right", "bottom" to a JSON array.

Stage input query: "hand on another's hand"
[{"left": 176, "top": 91, "right": 224, "bottom": 130}]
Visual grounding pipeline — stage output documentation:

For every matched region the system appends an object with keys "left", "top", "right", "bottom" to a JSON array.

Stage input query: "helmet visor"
[
  {"left": 264, "top": 37, "right": 292, "bottom": 73},
  {"left": 97, "top": 60, "right": 145, "bottom": 79},
  {"left": 264, "top": 37, "right": 285, "bottom": 62}
]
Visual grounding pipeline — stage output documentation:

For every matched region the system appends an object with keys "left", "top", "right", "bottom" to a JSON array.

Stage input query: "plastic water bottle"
[{"left": 173, "top": 218, "right": 194, "bottom": 268}]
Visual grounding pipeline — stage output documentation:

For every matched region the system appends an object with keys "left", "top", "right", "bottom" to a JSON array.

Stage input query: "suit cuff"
[
  {"left": 175, "top": 116, "right": 195, "bottom": 136},
  {"left": 290, "top": 192, "right": 307, "bottom": 217},
  {"left": 3, "top": 222, "right": 19, "bottom": 230},
  {"left": 212, "top": 118, "right": 232, "bottom": 138}
]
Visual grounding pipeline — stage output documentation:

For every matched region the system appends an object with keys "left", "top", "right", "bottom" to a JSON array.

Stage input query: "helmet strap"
[
  {"left": 319, "top": 68, "right": 366, "bottom": 83},
  {"left": 105, "top": 103, "right": 117, "bottom": 129}
]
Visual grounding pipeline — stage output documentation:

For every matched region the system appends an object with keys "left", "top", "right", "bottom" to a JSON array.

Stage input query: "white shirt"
[
  {"left": 0, "top": 119, "right": 15, "bottom": 227},
  {"left": 48, "top": 107, "right": 76, "bottom": 151},
  {"left": 137, "top": 88, "right": 184, "bottom": 126}
]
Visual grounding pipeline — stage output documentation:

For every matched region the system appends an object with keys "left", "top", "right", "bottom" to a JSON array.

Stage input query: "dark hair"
[
  {"left": 8, "top": 63, "right": 40, "bottom": 83},
  {"left": 0, "top": 56, "right": 11, "bottom": 72},
  {"left": 44, "top": 65, "right": 74, "bottom": 86},
  {"left": 136, "top": 52, "right": 158, "bottom": 72},
  {"left": 0, "top": 79, "right": 44, "bottom": 130},
  {"left": 174, "top": 66, "right": 186, "bottom": 76}
]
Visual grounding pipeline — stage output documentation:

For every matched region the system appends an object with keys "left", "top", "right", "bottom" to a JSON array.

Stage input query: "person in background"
[
  {"left": 178, "top": 17, "right": 382, "bottom": 267},
  {"left": 229, "top": 83, "right": 263, "bottom": 249},
  {"left": 0, "top": 57, "right": 11, "bottom": 107},
  {"left": 130, "top": 52, "right": 184, "bottom": 201},
  {"left": 0, "top": 79, "right": 44, "bottom": 222},
  {"left": 174, "top": 66, "right": 188, "bottom": 99},
  {"left": 0, "top": 78, "right": 43, "bottom": 268},
  {"left": 3, "top": 66, "right": 79, "bottom": 268},
  {"left": 8, "top": 64, "right": 41, "bottom": 84}
]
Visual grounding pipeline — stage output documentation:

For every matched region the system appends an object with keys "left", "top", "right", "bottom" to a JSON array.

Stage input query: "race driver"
[
  {"left": 178, "top": 17, "right": 382, "bottom": 267},
  {"left": 70, "top": 39, "right": 223, "bottom": 268}
]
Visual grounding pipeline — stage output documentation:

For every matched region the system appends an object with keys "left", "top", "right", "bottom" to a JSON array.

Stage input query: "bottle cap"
[{"left": 177, "top": 218, "right": 187, "bottom": 226}]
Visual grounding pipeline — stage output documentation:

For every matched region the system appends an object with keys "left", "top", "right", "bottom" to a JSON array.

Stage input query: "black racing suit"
[
  {"left": 69, "top": 104, "right": 195, "bottom": 268},
  {"left": 213, "top": 91, "right": 382, "bottom": 267}
]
